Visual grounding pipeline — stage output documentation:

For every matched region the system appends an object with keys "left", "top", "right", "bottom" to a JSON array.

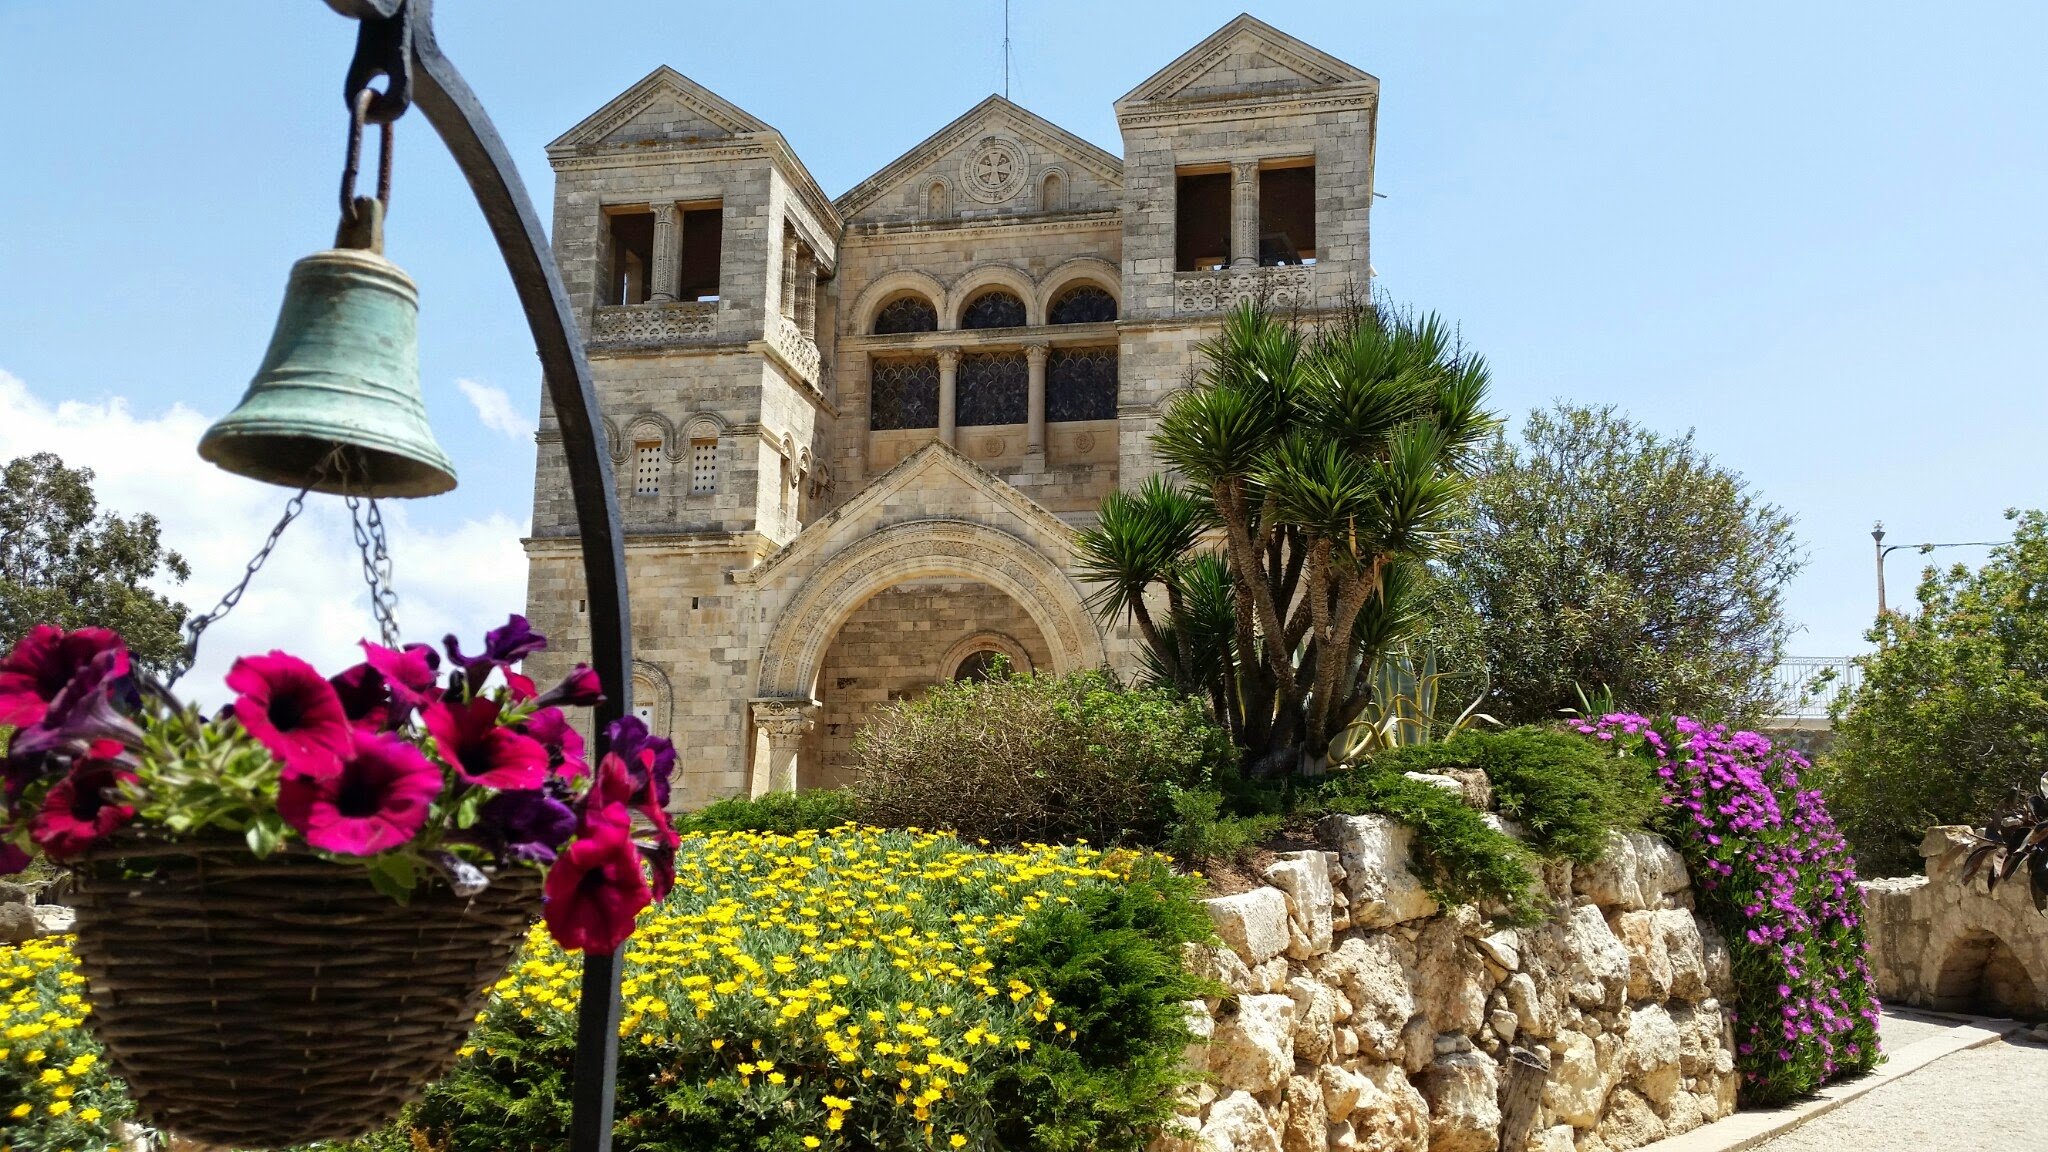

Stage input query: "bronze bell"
[{"left": 199, "top": 197, "right": 458, "bottom": 498}]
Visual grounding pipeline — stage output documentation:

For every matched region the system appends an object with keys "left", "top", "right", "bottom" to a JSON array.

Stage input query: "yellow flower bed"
[
  {"left": 0, "top": 936, "right": 124, "bottom": 1152},
  {"left": 439, "top": 825, "right": 1170, "bottom": 1150}
]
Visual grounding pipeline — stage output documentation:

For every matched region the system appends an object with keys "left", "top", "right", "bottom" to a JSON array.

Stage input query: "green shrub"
[
  {"left": 677, "top": 787, "right": 860, "bottom": 836},
  {"left": 853, "top": 669, "right": 1231, "bottom": 847},
  {"left": 1158, "top": 786, "right": 1283, "bottom": 867},
  {"left": 1369, "top": 727, "right": 1662, "bottom": 862},
  {"left": 1304, "top": 770, "right": 1543, "bottom": 922}
]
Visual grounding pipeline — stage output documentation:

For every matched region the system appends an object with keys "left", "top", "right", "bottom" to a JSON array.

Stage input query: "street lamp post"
[
  {"left": 314, "top": 3, "right": 631, "bottom": 1150},
  {"left": 1870, "top": 520, "right": 2007, "bottom": 623}
]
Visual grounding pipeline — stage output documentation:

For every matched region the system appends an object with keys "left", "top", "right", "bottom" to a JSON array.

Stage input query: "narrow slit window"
[
  {"left": 1258, "top": 164, "right": 1317, "bottom": 266},
  {"left": 1175, "top": 170, "right": 1231, "bottom": 272},
  {"left": 689, "top": 438, "right": 719, "bottom": 494},
  {"left": 633, "top": 441, "right": 662, "bottom": 497}
]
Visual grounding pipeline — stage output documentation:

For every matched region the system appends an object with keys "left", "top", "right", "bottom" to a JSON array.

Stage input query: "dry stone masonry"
[
  {"left": 1861, "top": 825, "right": 2048, "bottom": 1018},
  {"left": 1166, "top": 822, "right": 1739, "bottom": 1152}
]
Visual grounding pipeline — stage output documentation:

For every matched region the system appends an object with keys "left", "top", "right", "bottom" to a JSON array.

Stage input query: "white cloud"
[
  {"left": 0, "top": 369, "right": 530, "bottom": 709},
  {"left": 456, "top": 377, "right": 534, "bottom": 441}
]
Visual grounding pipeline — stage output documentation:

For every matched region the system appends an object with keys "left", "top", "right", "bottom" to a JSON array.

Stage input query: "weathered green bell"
[{"left": 199, "top": 201, "right": 457, "bottom": 497}]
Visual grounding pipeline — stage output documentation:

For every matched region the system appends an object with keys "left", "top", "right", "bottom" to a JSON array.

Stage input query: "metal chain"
[
  {"left": 347, "top": 493, "right": 401, "bottom": 648},
  {"left": 166, "top": 485, "right": 313, "bottom": 686}
]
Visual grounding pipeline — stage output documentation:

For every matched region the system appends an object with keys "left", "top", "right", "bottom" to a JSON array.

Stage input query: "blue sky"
[{"left": 2, "top": 1, "right": 2043, "bottom": 674}]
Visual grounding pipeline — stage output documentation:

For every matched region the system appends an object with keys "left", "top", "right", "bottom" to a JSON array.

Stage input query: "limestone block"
[
  {"left": 0, "top": 903, "right": 69, "bottom": 944},
  {"left": 1622, "top": 1004, "right": 1682, "bottom": 1109},
  {"left": 1530, "top": 1125, "right": 1578, "bottom": 1152},
  {"left": 1612, "top": 911, "right": 1674, "bottom": 1002},
  {"left": 1417, "top": 1049, "right": 1503, "bottom": 1152},
  {"left": 1151, "top": 1116, "right": 1203, "bottom": 1152},
  {"left": 1564, "top": 906, "right": 1631, "bottom": 1010},
  {"left": 1656, "top": 911, "right": 1711, "bottom": 1002},
  {"left": 1317, "top": 814, "right": 1438, "bottom": 928},
  {"left": 1397, "top": 1013, "right": 1436, "bottom": 1074},
  {"left": 1594, "top": 1087, "right": 1666, "bottom": 1151},
  {"left": 1206, "top": 887, "right": 1293, "bottom": 967},
  {"left": 1285, "top": 976, "right": 1341, "bottom": 1065},
  {"left": 1576, "top": 832, "right": 1689, "bottom": 911},
  {"left": 1490, "top": 1007, "right": 1521, "bottom": 1044},
  {"left": 1542, "top": 1029, "right": 1609, "bottom": 1129},
  {"left": 1183, "top": 1000, "right": 1216, "bottom": 1073},
  {"left": 1263, "top": 852, "right": 1336, "bottom": 958},
  {"left": 1351, "top": 1063, "right": 1430, "bottom": 1152},
  {"left": 1186, "top": 941, "right": 1257, "bottom": 995},
  {"left": 1413, "top": 913, "right": 1491, "bottom": 1036},
  {"left": 1210, "top": 994, "right": 1296, "bottom": 1094},
  {"left": 1315, "top": 935, "right": 1414, "bottom": 1061},
  {"left": 1280, "top": 1074, "right": 1329, "bottom": 1152},
  {"left": 1316, "top": 1063, "right": 1370, "bottom": 1119},
  {"left": 1503, "top": 971, "right": 1552, "bottom": 1039},
  {"left": 1249, "top": 957, "right": 1291, "bottom": 994},
  {"left": 1199, "top": 1090, "right": 1283, "bottom": 1152},
  {"left": 1326, "top": 1120, "right": 1356, "bottom": 1152},
  {"left": 1476, "top": 928, "right": 1522, "bottom": 972},
  {"left": 1696, "top": 924, "right": 1736, "bottom": 998}
]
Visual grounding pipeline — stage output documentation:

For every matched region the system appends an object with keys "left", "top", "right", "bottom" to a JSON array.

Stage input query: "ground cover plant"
[
  {"left": 383, "top": 825, "right": 1207, "bottom": 1152},
  {"left": 1578, "top": 713, "right": 1881, "bottom": 1103},
  {"left": 0, "top": 934, "right": 130, "bottom": 1152}
]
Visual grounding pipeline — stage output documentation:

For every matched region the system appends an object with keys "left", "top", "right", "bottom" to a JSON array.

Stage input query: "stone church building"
[{"left": 522, "top": 14, "right": 1378, "bottom": 807}]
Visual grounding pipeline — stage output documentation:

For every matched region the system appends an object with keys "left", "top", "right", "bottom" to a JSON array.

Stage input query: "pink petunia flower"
[
  {"left": 542, "top": 821, "right": 651, "bottom": 953},
  {"left": 0, "top": 626, "right": 129, "bottom": 729},
  {"left": 30, "top": 743, "right": 137, "bottom": 859},
  {"left": 228, "top": 651, "right": 354, "bottom": 775},
  {"left": 422, "top": 696, "right": 547, "bottom": 790},
  {"left": 276, "top": 732, "right": 444, "bottom": 856}
]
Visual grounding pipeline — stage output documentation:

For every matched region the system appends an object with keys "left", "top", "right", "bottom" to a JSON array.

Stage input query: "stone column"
[
  {"left": 794, "top": 247, "right": 817, "bottom": 334},
  {"left": 649, "top": 203, "right": 680, "bottom": 302},
  {"left": 1230, "top": 160, "right": 1261, "bottom": 269},
  {"left": 779, "top": 228, "right": 798, "bottom": 318},
  {"left": 750, "top": 700, "right": 817, "bottom": 796},
  {"left": 1024, "top": 342, "right": 1049, "bottom": 465},
  {"left": 936, "top": 346, "right": 961, "bottom": 449}
]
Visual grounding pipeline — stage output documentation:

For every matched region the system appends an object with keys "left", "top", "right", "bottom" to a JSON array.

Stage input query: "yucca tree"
[{"left": 1078, "top": 302, "right": 1495, "bottom": 774}]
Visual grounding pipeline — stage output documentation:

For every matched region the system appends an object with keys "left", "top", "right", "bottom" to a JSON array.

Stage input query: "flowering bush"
[
  {"left": 0, "top": 618, "right": 670, "bottom": 954},
  {"left": 1577, "top": 714, "right": 1882, "bottom": 1103},
  {"left": 389, "top": 825, "right": 1209, "bottom": 1152},
  {"left": 0, "top": 936, "right": 129, "bottom": 1152}
]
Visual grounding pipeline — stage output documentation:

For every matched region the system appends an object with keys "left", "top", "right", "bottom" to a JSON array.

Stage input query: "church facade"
[{"left": 521, "top": 14, "right": 1379, "bottom": 807}]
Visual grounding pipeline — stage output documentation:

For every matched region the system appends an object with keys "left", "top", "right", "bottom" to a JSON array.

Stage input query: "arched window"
[
  {"left": 960, "top": 289, "right": 1027, "bottom": 331},
  {"left": 953, "top": 649, "right": 1007, "bottom": 683},
  {"left": 1047, "top": 348, "right": 1118, "bottom": 422},
  {"left": 1048, "top": 284, "right": 1117, "bottom": 325},
  {"left": 957, "top": 353, "right": 1028, "bottom": 426},
  {"left": 872, "top": 294, "right": 938, "bottom": 335},
  {"left": 927, "top": 180, "right": 949, "bottom": 217},
  {"left": 870, "top": 358, "right": 941, "bottom": 430}
]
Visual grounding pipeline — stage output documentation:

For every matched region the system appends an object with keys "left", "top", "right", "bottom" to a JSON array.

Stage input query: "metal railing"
[{"left": 1770, "top": 657, "right": 1861, "bottom": 720}]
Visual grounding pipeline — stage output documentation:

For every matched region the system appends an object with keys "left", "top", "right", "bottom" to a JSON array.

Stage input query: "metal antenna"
[{"left": 1003, "top": 0, "right": 1012, "bottom": 99}]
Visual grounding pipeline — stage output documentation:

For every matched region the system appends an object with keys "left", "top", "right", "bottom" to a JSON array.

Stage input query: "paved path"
[{"left": 1750, "top": 1016, "right": 2047, "bottom": 1152}]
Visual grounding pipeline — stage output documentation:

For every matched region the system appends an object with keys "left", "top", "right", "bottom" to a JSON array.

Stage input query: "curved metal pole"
[{"left": 390, "top": 3, "right": 630, "bottom": 1149}]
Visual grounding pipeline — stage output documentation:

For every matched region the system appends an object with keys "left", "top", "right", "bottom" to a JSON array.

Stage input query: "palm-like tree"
[{"left": 1077, "top": 302, "right": 1494, "bottom": 774}]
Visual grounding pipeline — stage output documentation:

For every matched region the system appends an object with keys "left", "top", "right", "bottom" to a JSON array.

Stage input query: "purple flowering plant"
[
  {"left": 0, "top": 617, "right": 676, "bottom": 954},
  {"left": 1574, "top": 713, "right": 1883, "bottom": 1104}
]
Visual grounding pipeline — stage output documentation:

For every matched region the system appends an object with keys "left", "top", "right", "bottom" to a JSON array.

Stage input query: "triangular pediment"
[
  {"left": 1116, "top": 14, "right": 1375, "bottom": 109},
  {"left": 737, "top": 442, "right": 1077, "bottom": 589},
  {"left": 834, "top": 95, "right": 1123, "bottom": 221},
  {"left": 549, "top": 67, "right": 772, "bottom": 153}
]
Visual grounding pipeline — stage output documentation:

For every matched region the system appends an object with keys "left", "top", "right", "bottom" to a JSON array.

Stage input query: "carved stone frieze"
[
  {"left": 590, "top": 301, "right": 717, "bottom": 346},
  {"left": 767, "top": 314, "right": 822, "bottom": 384},
  {"left": 1173, "top": 266, "right": 1315, "bottom": 314}
]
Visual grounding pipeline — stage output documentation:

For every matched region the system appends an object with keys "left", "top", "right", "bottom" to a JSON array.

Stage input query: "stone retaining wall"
[
  {"left": 1860, "top": 826, "right": 2047, "bottom": 1018},
  {"left": 1166, "top": 819, "right": 1739, "bottom": 1152}
]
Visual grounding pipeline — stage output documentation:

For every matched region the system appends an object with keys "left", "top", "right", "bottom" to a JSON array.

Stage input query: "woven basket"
[{"left": 67, "top": 844, "right": 540, "bottom": 1148}]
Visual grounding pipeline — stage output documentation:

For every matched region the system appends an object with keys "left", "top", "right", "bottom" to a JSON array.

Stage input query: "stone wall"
[
  {"left": 1860, "top": 825, "right": 2048, "bottom": 1018},
  {"left": 1170, "top": 821, "right": 1739, "bottom": 1152}
]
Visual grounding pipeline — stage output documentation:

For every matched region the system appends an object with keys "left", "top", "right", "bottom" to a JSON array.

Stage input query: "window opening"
[
  {"left": 1175, "top": 171, "right": 1230, "bottom": 272},
  {"left": 1048, "top": 284, "right": 1117, "bottom": 325},
  {"left": 633, "top": 441, "right": 662, "bottom": 497},
  {"left": 1258, "top": 165, "right": 1317, "bottom": 266},
  {"left": 606, "top": 210, "right": 655, "bottom": 304},
  {"left": 957, "top": 353, "right": 1028, "bottom": 426},
  {"left": 960, "top": 289, "right": 1026, "bottom": 330},
  {"left": 870, "top": 358, "right": 941, "bottom": 430},
  {"left": 1047, "top": 348, "right": 1118, "bottom": 422},
  {"left": 677, "top": 205, "right": 724, "bottom": 300},
  {"left": 953, "top": 649, "right": 1006, "bottom": 683},
  {"left": 872, "top": 295, "right": 939, "bottom": 335},
  {"left": 689, "top": 437, "right": 718, "bottom": 494}
]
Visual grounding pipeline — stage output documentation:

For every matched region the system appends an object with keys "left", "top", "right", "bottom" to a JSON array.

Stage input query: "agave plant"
[
  {"left": 1960, "top": 772, "right": 2048, "bottom": 913},
  {"left": 1331, "top": 647, "right": 1497, "bottom": 762}
]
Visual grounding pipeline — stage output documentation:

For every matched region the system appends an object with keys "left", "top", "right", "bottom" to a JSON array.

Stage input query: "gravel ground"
[
  {"left": 1872, "top": 1009, "right": 1959, "bottom": 1052},
  {"left": 1751, "top": 1033, "right": 2048, "bottom": 1152}
]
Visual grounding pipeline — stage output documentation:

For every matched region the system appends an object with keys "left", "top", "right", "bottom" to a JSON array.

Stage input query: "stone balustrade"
[
  {"left": 588, "top": 301, "right": 718, "bottom": 348},
  {"left": 1173, "top": 265, "right": 1316, "bottom": 315}
]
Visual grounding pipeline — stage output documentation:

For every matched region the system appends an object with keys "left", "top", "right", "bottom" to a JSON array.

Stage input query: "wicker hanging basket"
[{"left": 66, "top": 844, "right": 539, "bottom": 1148}]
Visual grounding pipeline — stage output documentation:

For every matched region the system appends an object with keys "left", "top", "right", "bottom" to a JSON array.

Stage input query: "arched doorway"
[
  {"left": 1932, "top": 930, "right": 2044, "bottom": 1016},
  {"left": 798, "top": 581, "right": 1053, "bottom": 789}
]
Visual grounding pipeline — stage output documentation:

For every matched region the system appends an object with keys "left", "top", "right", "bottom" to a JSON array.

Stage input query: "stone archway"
[
  {"left": 749, "top": 519, "right": 1105, "bottom": 794},
  {"left": 1930, "top": 929, "right": 2043, "bottom": 1016}
]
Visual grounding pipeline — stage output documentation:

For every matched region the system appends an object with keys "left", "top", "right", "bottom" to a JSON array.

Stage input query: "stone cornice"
[
  {"left": 1117, "top": 88, "right": 1377, "bottom": 130},
  {"left": 1113, "top": 14, "right": 1376, "bottom": 110},
  {"left": 842, "top": 207, "right": 1121, "bottom": 242},
  {"left": 522, "top": 529, "right": 773, "bottom": 557}
]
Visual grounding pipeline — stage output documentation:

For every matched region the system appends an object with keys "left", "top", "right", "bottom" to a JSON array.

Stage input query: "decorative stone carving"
[
  {"left": 1174, "top": 266, "right": 1316, "bottom": 314},
  {"left": 960, "top": 133, "right": 1030, "bottom": 203},
  {"left": 749, "top": 699, "right": 817, "bottom": 796},
  {"left": 766, "top": 314, "right": 821, "bottom": 384},
  {"left": 589, "top": 301, "right": 716, "bottom": 346}
]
